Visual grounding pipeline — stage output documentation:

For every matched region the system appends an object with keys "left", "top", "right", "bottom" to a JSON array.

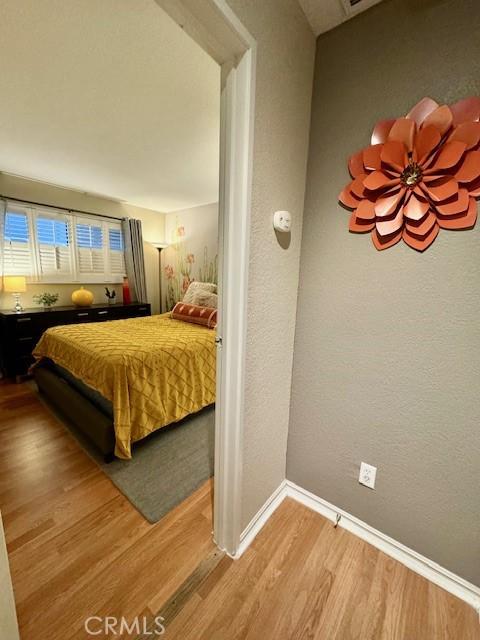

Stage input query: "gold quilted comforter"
[{"left": 33, "top": 314, "right": 216, "bottom": 459}]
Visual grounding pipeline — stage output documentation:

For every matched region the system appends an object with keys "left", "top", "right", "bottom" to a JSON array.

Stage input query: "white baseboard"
[
  {"left": 233, "top": 480, "right": 287, "bottom": 559},
  {"left": 233, "top": 479, "right": 480, "bottom": 613}
]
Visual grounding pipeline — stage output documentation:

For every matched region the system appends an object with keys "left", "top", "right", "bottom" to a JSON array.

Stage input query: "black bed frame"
[{"left": 34, "top": 363, "right": 116, "bottom": 462}]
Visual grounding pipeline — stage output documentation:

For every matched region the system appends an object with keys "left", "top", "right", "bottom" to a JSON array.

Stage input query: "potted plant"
[
  {"left": 105, "top": 287, "right": 116, "bottom": 305},
  {"left": 33, "top": 292, "right": 59, "bottom": 310}
]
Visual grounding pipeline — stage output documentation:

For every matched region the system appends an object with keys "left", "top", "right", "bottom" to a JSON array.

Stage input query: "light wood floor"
[
  {"left": 0, "top": 381, "right": 215, "bottom": 639},
  {"left": 1, "top": 381, "right": 478, "bottom": 639}
]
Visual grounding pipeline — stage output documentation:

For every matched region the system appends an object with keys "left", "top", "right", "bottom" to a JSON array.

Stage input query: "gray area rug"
[
  {"left": 99, "top": 407, "right": 215, "bottom": 523},
  {"left": 31, "top": 381, "right": 215, "bottom": 523}
]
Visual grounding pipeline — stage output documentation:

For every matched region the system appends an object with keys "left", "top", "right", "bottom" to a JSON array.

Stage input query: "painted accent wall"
[
  {"left": 287, "top": 0, "right": 480, "bottom": 585},
  {"left": 160, "top": 202, "right": 218, "bottom": 312},
  {"left": 225, "top": 0, "right": 315, "bottom": 531},
  {"left": 0, "top": 174, "right": 166, "bottom": 314}
]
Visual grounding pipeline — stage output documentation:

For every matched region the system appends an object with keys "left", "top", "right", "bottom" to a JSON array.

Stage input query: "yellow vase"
[{"left": 71, "top": 286, "right": 94, "bottom": 307}]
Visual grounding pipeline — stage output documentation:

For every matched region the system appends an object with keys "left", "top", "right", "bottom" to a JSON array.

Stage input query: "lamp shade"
[{"left": 3, "top": 276, "right": 27, "bottom": 293}]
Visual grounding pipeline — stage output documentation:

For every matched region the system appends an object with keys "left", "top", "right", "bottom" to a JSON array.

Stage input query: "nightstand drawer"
[
  {"left": 15, "top": 336, "right": 37, "bottom": 355},
  {"left": 95, "top": 309, "right": 112, "bottom": 319},
  {"left": 12, "top": 315, "right": 34, "bottom": 336},
  {"left": 71, "top": 310, "right": 92, "bottom": 323}
]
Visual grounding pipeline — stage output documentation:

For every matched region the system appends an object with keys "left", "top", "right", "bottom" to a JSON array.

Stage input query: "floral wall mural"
[{"left": 160, "top": 202, "right": 218, "bottom": 311}]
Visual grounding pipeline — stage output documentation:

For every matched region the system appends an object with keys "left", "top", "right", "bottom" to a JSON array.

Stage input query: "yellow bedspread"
[{"left": 33, "top": 314, "right": 216, "bottom": 459}]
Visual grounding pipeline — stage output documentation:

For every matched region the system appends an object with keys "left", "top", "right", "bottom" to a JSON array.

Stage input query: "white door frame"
[{"left": 154, "top": 0, "right": 256, "bottom": 556}]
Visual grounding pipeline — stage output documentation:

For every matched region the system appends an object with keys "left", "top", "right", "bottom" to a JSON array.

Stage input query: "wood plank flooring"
[
  {"left": 1, "top": 381, "right": 478, "bottom": 639},
  {"left": 0, "top": 381, "right": 216, "bottom": 639},
  {"left": 164, "top": 499, "right": 479, "bottom": 640}
]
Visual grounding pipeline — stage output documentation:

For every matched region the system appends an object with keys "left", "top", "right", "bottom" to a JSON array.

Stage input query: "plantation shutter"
[
  {"left": 36, "top": 215, "right": 73, "bottom": 278},
  {"left": 107, "top": 223, "right": 126, "bottom": 276},
  {"left": 75, "top": 219, "right": 105, "bottom": 276},
  {"left": 3, "top": 209, "right": 34, "bottom": 276}
]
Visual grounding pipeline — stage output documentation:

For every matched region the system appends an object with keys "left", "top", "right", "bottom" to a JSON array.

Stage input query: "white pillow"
[
  {"left": 183, "top": 281, "right": 217, "bottom": 304},
  {"left": 191, "top": 290, "right": 218, "bottom": 309}
]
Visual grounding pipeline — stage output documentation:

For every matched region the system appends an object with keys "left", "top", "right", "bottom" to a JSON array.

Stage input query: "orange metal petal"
[
  {"left": 467, "top": 176, "right": 480, "bottom": 197},
  {"left": 355, "top": 199, "right": 376, "bottom": 221},
  {"left": 349, "top": 211, "right": 375, "bottom": 233},
  {"left": 403, "top": 193, "right": 429, "bottom": 221},
  {"left": 388, "top": 118, "right": 416, "bottom": 152},
  {"left": 421, "top": 105, "right": 453, "bottom": 136},
  {"left": 402, "top": 223, "right": 439, "bottom": 252},
  {"left": 421, "top": 177, "right": 459, "bottom": 202},
  {"left": 339, "top": 183, "right": 360, "bottom": 209},
  {"left": 405, "top": 211, "right": 437, "bottom": 238},
  {"left": 351, "top": 174, "right": 369, "bottom": 198},
  {"left": 376, "top": 208, "right": 405, "bottom": 237},
  {"left": 455, "top": 150, "right": 480, "bottom": 183},
  {"left": 363, "top": 144, "right": 383, "bottom": 171},
  {"left": 435, "top": 189, "right": 470, "bottom": 216},
  {"left": 436, "top": 197, "right": 477, "bottom": 230},
  {"left": 380, "top": 140, "right": 407, "bottom": 173},
  {"left": 363, "top": 171, "right": 400, "bottom": 191},
  {"left": 406, "top": 97, "right": 439, "bottom": 126},
  {"left": 374, "top": 187, "right": 406, "bottom": 218},
  {"left": 372, "top": 228, "right": 402, "bottom": 251},
  {"left": 371, "top": 119, "right": 396, "bottom": 145},
  {"left": 348, "top": 150, "right": 365, "bottom": 178},
  {"left": 450, "top": 97, "right": 480, "bottom": 126},
  {"left": 425, "top": 140, "right": 467, "bottom": 173},
  {"left": 448, "top": 122, "right": 480, "bottom": 150},
  {"left": 415, "top": 125, "right": 442, "bottom": 165}
]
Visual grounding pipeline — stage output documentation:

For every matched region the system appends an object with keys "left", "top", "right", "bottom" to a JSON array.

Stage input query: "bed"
[{"left": 32, "top": 313, "right": 216, "bottom": 459}]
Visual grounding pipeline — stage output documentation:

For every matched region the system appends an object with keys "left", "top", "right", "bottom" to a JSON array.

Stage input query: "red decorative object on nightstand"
[{"left": 122, "top": 277, "right": 131, "bottom": 304}]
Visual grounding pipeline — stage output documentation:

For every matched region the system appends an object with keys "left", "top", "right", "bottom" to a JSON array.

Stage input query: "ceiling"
[
  {"left": 0, "top": 0, "right": 220, "bottom": 213},
  {"left": 299, "top": 0, "right": 384, "bottom": 35}
]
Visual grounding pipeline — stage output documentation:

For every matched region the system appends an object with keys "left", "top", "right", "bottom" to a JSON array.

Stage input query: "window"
[
  {"left": 108, "top": 225, "right": 126, "bottom": 275},
  {"left": 76, "top": 220, "right": 105, "bottom": 275},
  {"left": 1, "top": 202, "right": 126, "bottom": 283},
  {"left": 3, "top": 209, "right": 34, "bottom": 276},
  {"left": 36, "top": 214, "right": 72, "bottom": 279}
]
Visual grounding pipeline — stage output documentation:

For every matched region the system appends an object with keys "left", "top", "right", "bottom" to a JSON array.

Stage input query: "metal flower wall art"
[{"left": 339, "top": 97, "right": 480, "bottom": 251}]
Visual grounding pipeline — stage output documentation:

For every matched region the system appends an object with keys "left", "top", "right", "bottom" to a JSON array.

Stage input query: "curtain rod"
[{"left": 0, "top": 194, "right": 124, "bottom": 221}]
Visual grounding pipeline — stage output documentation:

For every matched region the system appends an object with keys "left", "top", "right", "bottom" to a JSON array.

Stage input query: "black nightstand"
[{"left": 0, "top": 302, "right": 151, "bottom": 380}]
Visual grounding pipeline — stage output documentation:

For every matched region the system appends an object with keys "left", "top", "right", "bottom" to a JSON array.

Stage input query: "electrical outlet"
[{"left": 359, "top": 462, "right": 377, "bottom": 489}]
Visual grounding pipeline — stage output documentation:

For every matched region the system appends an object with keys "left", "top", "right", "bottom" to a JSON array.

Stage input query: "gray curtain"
[
  {"left": 122, "top": 218, "right": 147, "bottom": 303},
  {"left": 0, "top": 199, "right": 6, "bottom": 279}
]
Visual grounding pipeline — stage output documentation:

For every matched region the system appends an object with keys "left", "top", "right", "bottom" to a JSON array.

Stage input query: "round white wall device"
[{"left": 273, "top": 210, "right": 291, "bottom": 233}]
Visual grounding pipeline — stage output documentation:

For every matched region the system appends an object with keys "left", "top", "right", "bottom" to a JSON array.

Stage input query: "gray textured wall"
[
  {"left": 225, "top": 0, "right": 315, "bottom": 530},
  {"left": 287, "top": 0, "right": 480, "bottom": 585}
]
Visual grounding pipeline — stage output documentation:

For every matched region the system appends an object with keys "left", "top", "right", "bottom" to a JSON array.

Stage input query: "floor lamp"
[{"left": 151, "top": 243, "right": 168, "bottom": 313}]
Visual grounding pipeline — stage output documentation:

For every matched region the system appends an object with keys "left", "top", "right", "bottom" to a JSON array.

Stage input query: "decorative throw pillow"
[
  {"left": 182, "top": 281, "right": 217, "bottom": 305},
  {"left": 191, "top": 290, "right": 218, "bottom": 309},
  {"left": 171, "top": 302, "right": 217, "bottom": 329}
]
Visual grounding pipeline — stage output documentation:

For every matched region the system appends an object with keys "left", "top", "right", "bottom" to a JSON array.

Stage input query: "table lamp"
[{"left": 3, "top": 276, "right": 27, "bottom": 312}]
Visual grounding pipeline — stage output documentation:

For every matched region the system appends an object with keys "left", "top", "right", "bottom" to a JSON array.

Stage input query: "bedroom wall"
[
  {"left": 287, "top": 0, "right": 480, "bottom": 585},
  {"left": 160, "top": 202, "right": 218, "bottom": 312},
  {"left": 0, "top": 174, "right": 166, "bottom": 313},
  {"left": 225, "top": 0, "right": 315, "bottom": 530}
]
